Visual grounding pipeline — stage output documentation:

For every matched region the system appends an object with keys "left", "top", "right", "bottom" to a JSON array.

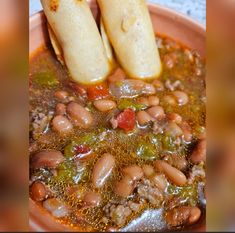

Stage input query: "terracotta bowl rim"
[{"left": 30, "top": 2, "right": 205, "bottom": 31}]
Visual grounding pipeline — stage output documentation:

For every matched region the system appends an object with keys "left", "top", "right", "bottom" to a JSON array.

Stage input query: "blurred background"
[
  {"left": 30, "top": 0, "right": 206, "bottom": 25},
  {"left": 0, "top": 0, "right": 235, "bottom": 231}
]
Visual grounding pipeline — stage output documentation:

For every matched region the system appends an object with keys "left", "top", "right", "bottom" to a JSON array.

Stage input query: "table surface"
[{"left": 30, "top": 0, "right": 206, "bottom": 25}]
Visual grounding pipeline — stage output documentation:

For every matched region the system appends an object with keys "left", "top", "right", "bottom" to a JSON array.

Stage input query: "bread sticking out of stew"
[
  {"left": 41, "top": 0, "right": 111, "bottom": 85},
  {"left": 97, "top": 0, "right": 162, "bottom": 80}
]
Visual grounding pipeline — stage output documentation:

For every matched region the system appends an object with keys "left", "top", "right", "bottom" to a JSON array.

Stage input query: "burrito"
[
  {"left": 97, "top": 0, "right": 162, "bottom": 79},
  {"left": 41, "top": 0, "right": 110, "bottom": 84}
]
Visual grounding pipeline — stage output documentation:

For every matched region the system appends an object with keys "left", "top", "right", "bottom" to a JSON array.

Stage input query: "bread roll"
[
  {"left": 97, "top": 0, "right": 162, "bottom": 79},
  {"left": 41, "top": 0, "right": 110, "bottom": 84}
]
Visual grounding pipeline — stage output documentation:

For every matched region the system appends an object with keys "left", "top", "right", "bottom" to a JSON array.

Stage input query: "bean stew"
[{"left": 29, "top": 36, "right": 206, "bottom": 232}]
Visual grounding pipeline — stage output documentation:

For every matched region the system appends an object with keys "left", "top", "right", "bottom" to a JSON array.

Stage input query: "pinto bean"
[
  {"left": 114, "top": 176, "right": 134, "bottom": 198},
  {"left": 167, "top": 113, "right": 182, "bottom": 124},
  {"left": 154, "top": 160, "right": 187, "bottom": 186},
  {"left": 31, "top": 150, "right": 65, "bottom": 169},
  {"left": 166, "top": 206, "right": 201, "bottom": 227},
  {"left": 43, "top": 198, "right": 69, "bottom": 218},
  {"left": 92, "top": 153, "right": 115, "bottom": 188},
  {"left": 142, "top": 164, "right": 155, "bottom": 177},
  {"left": 172, "top": 91, "right": 189, "bottom": 106},
  {"left": 93, "top": 99, "right": 117, "bottom": 112},
  {"left": 165, "top": 122, "right": 183, "bottom": 137},
  {"left": 30, "top": 181, "right": 47, "bottom": 202},
  {"left": 83, "top": 192, "right": 101, "bottom": 207},
  {"left": 55, "top": 103, "right": 66, "bottom": 116},
  {"left": 54, "top": 90, "right": 69, "bottom": 100},
  {"left": 67, "top": 102, "right": 93, "bottom": 128},
  {"left": 123, "top": 165, "right": 143, "bottom": 181},
  {"left": 180, "top": 121, "right": 192, "bottom": 142},
  {"left": 151, "top": 174, "right": 167, "bottom": 191},
  {"left": 52, "top": 115, "right": 73, "bottom": 134},
  {"left": 148, "top": 96, "right": 160, "bottom": 106},
  {"left": 152, "top": 79, "right": 164, "bottom": 91},
  {"left": 145, "top": 84, "right": 157, "bottom": 95},
  {"left": 108, "top": 68, "right": 126, "bottom": 83},
  {"left": 163, "top": 95, "right": 176, "bottom": 105},
  {"left": 137, "top": 97, "right": 149, "bottom": 107},
  {"left": 147, "top": 106, "right": 165, "bottom": 120},
  {"left": 136, "top": 111, "right": 153, "bottom": 126},
  {"left": 190, "top": 139, "right": 206, "bottom": 164}
]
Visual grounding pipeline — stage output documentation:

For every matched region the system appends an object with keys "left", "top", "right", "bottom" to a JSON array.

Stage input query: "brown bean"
[
  {"left": 165, "top": 122, "right": 183, "bottom": 137},
  {"left": 67, "top": 102, "right": 93, "bottom": 128},
  {"left": 166, "top": 206, "right": 201, "bottom": 227},
  {"left": 43, "top": 198, "right": 69, "bottom": 218},
  {"left": 136, "top": 111, "right": 153, "bottom": 126},
  {"left": 30, "top": 181, "right": 47, "bottom": 202},
  {"left": 154, "top": 160, "right": 187, "bottom": 186},
  {"left": 123, "top": 165, "right": 144, "bottom": 181},
  {"left": 172, "top": 91, "right": 189, "bottom": 106},
  {"left": 54, "top": 90, "right": 69, "bottom": 100},
  {"left": 152, "top": 79, "right": 164, "bottom": 91},
  {"left": 167, "top": 113, "right": 182, "bottom": 124},
  {"left": 180, "top": 121, "right": 192, "bottom": 142},
  {"left": 108, "top": 68, "right": 126, "bottom": 83},
  {"left": 142, "top": 164, "right": 155, "bottom": 177},
  {"left": 55, "top": 103, "right": 66, "bottom": 115},
  {"left": 83, "top": 192, "right": 101, "bottom": 207},
  {"left": 31, "top": 150, "right": 65, "bottom": 169},
  {"left": 137, "top": 97, "right": 149, "bottom": 107},
  {"left": 93, "top": 99, "right": 117, "bottom": 112},
  {"left": 145, "top": 84, "right": 156, "bottom": 95},
  {"left": 92, "top": 153, "right": 115, "bottom": 188},
  {"left": 52, "top": 115, "right": 73, "bottom": 134},
  {"left": 114, "top": 176, "right": 134, "bottom": 197},
  {"left": 190, "top": 139, "right": 206, "bottom": 164},
  {"left": 151, "top": 174, "right": 167, "bottom": 191},
  {"left": 148, "top": 96, "right": 159, "bottom": 106},
  {"left": 147, "top": 106, "right": 165, "bottom": 120},
  {"left": 163, "top": 95, "right": 176, "bottom": 105}
]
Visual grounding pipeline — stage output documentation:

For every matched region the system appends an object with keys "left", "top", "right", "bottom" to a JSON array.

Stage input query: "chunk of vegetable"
[
  {"left": 87, "top": 83, "right": 109, "bottom": 101},
  {"left": 33, "top": 71, "right": 58, "bottom": 88},
  {"left": 167, "top": 183, "right": 198, "bottom": 206},
  {"left": 136, "top": 142, "right": 157, "bottom": 161},
  {"left": 118, "top": 99, "right": 146, "bottom": 111},
  {"left": 116, "top": 108, "right": 136, "bottom": 132}
]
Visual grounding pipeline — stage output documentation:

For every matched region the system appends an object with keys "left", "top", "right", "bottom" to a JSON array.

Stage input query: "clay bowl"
[{"left": 29, "top": 0, "right": 205, "bottom": 231}]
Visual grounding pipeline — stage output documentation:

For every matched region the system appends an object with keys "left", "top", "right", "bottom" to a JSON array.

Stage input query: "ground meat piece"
[
  {"left": 188, "top": 164, "right": 205, "bottom": 184},
  {"left": 110, "top": 205, "right": 132, "bottom": 226},
  {"left": 165, "top": 80, "right": 183, "bottom": 91},
  {"left": 103, "top": 199, "right": 142, "bottom": 227},
  {"left": 110, "top": 117, "right": 118, "bottom": 129},
  {"left": 137, "top": 178, "right": 163, "bottom": 206},
  {"left": 30, "top": 107, "right": 53, "bottom": 139},
  {"left": 128, "top": 201, "right": 141, "bottom": 212},
  {"left": 152, "top": 120, "right": 167, "bottom": 135}
]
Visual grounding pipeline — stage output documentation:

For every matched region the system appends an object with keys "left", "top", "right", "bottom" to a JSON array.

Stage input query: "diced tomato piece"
[
  {"left": 116, "top": 108, "right": 136, "bottom": 132},
  {"left": 75, "top": 145, "right": 91, "bottom": 155},
  {"left": 87, "top": 83, "right": 109, "bottom": 101}
]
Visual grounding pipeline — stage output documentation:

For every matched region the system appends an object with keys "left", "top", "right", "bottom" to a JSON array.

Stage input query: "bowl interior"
[{"left": 29, "top": 1, "right": 205, "bottom": 231}]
